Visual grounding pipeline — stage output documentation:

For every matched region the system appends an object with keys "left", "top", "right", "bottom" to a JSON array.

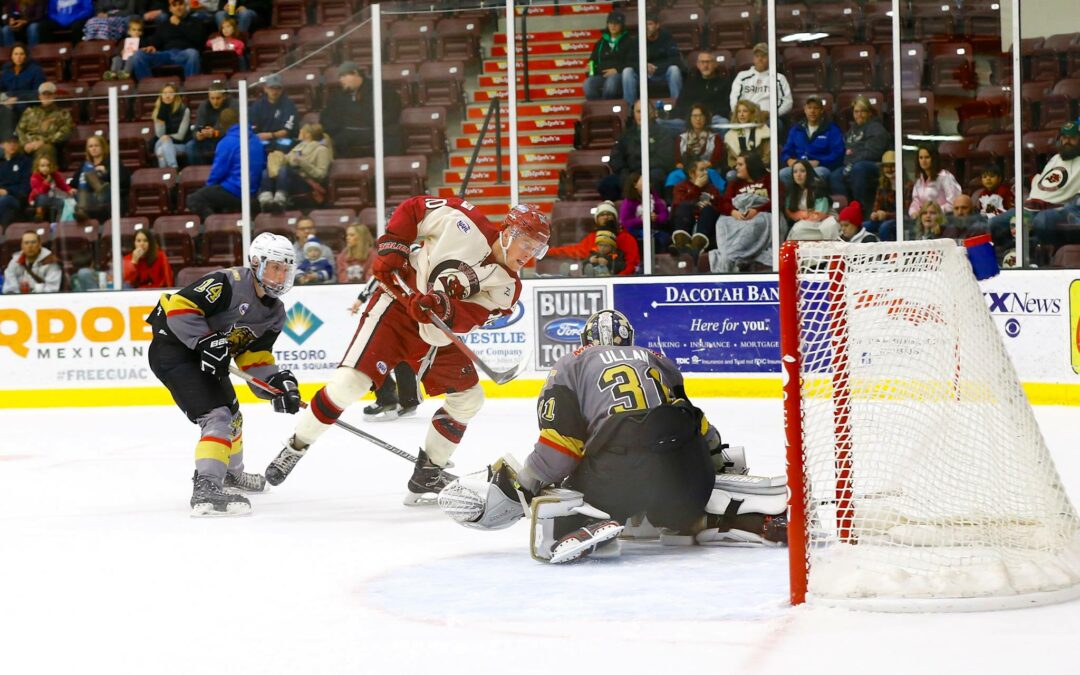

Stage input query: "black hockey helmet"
[{"left": 580, "top": 309, "right": 634, "bottom": 347}]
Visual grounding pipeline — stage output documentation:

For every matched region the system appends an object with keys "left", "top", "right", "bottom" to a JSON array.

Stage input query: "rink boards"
[{"left": 0, "top": 271, "right": 1078, "bottom": 407}]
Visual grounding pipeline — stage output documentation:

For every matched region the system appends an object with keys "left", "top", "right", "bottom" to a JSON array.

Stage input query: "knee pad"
[
  {"left": 197, "top": 406, "right": 233, "bottom": 441},
  {"left": 442, "top": 383, "right": 484, "bottom": 424},
  {"left": 323, "top": 367, "right": 373, "bottom": 409}
]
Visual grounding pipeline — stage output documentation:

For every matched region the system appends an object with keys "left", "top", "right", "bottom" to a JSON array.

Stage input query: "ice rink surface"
[{"left": 2, "top": 396, "right": 1079, "bottom": 675}]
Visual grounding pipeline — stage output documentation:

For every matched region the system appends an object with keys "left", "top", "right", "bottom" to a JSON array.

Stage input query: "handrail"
[
  {"left": 521, "top": 6, "right": 531, "bottom": 102},
  {"left": 459, "top": 96, "right": 504, "bottom": 197}
]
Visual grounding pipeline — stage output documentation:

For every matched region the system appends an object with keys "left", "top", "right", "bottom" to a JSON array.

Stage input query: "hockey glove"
[
  {"left": 408, "top": 290, "right": 453, "bottom": 325},
  {"left": 267, "top": 370, "right": 301, "bottom": 414},
  {"left": 491, "top": 460, "right": 534, "bottom": 506},
  {"left": 372, "top": 234, "right": 411, "bottom": 289},
  {"left": 195, "top": 332, "right": 231, "bottom": 377}
]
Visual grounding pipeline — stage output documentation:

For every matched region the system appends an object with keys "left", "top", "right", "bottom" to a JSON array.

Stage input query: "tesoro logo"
[{"left": 0, "top": 306, "right": 154, "bottom": 357}]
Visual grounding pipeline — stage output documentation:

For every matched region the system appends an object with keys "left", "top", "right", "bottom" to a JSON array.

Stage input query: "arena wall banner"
[{"left": 533, "top": 283, "right": 609, "bottom": 369}]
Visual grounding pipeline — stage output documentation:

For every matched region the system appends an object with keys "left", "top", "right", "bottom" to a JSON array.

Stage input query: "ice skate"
[
  {"left": 362, "top": 400, "right": 400, "bottom": 422},
  {"left": 549, "top": 519, "right": 624, "bottom": 564},
  {"left": 191, "top": 472, "right": 251, "bottom": 517},
  {"left": 224, "top": 470, "right": 268, "bottom": 494},
  {"left": 265, "top": 436, "right": 308, "bottom": 486},
  {"left": 404, "top": 449, "right": 456, "bottom": 505},
  {"left": 396, "top": 399, "right": 420, "bottom": 419}
]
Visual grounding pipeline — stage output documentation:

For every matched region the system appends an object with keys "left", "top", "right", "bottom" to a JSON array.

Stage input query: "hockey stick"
[
  {"left": 227, "top": 364, "right": 419, "bottom": 464},
  {"left": 383, "top": 271, "right": 531, "bottom": 385}
]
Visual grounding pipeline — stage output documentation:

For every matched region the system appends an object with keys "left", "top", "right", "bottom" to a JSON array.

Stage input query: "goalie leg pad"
[
  {"left": 529, "top": 488, "right": 615, "bottom": 562},
  {"left": 694, "top": 474, "right": 788, "bottom": 547}
]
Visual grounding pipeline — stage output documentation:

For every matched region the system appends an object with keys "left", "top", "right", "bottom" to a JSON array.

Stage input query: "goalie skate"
[
  {"left": 224, "top": 470, "right": 268, "bottom": 494},
  {"left": 549, "top": 519, "right": 624, "bottom": 564},
  {"left": 404, "top": 449, "right": 457, "bottom": 505},
  {"left": 191, "top": 473, "right": 251, "bottom": 517}
]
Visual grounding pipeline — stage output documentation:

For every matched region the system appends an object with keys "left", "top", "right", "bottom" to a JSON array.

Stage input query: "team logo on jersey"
[
  {"left": 376, "top": 361, "right": 388, "bottom": 375},
  {"left": 226, "top": 325, "right": 256, "bottom": 356},
  {"left": 238, "top": 302, "right": 250, "bottom": 316},
  {"left": 456, "top": 219, "right": 471, "bottom": 234},
  {"left": 283, "top": 302, "right": 324, "bottom": 345},
  {"left": 1037, "top": 167, "right": 1069, "bottom": 192}
]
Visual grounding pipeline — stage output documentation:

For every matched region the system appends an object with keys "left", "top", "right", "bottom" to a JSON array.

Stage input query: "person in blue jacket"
[
  {"left": 779, "top": 96, "right": 845, "bottom": 188},
  {"left": 0, "top": 133, "right": 30, "bottom": 227},
  {"left": 186, "top": 107, "right": 266, "bottom": 226},
  {"left": 248, "top": 74, "right": 299, "bottom": 155},
  {"left": 0, "top": 44, "right": 45, "bottom": 116}
]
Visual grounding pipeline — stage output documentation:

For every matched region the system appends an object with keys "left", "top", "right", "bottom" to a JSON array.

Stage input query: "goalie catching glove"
[
  {"left": 195, "top": 332, "right": 230, "bottom": 377},
  {"left": 438, "top": 457, "right": 532, "bottom": 530},
  {"left": 266, "top": 370, "right": 301, "bottom": 414}
]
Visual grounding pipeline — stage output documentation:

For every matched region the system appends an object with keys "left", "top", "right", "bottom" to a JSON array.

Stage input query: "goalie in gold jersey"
[{"left": 440, "top": 309, "right": 788, "bottom": 563}]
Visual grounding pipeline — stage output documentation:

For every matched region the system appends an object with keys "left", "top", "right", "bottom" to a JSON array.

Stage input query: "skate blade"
[
  {"left": 190, "top": 502, "right": 253, "bottom": 517},
  {"left": 363, "top": 409, "right": 400, "bottom": 423},
  {"left": 397, "top": 408, "right": 418, "bottom": 419},
  {"left": 402, "top": 491, "right": 439, "bottom": 506},
  {"left": 223, "top": 484, "right": 270, "bottom": 495},
  {"left": 549, "top": 524, "right": 624, "bottom": 564}
]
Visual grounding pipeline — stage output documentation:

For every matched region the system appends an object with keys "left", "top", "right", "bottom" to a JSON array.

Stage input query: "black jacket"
[
  {"left": 672, "top": 72, "right": 729, "bottom": 120},
  {"left": 642, "top": 29, "right": 683, "bottom": 74},
  {"left": 608, "top": 121, "right": 676, "bottom": 178},
  {"left": 842, "top": 117, "right": 891, "bottom": 168},
  {"left": 320, "top": 78, "right": 401, "bottom": 141},
  {"left": 152, "top": 14, "right": 206, "bottom": 52},
  {"left": 587, "top": 30, "right": 636, "bottom": 75},
  {"left": 0, "top": 151, "right": 31, "bottom": 199}
]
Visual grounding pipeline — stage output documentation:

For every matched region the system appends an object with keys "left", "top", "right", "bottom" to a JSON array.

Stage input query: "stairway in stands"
[{"left": 433, "top": 3, "right": 612, "bottom": 222}]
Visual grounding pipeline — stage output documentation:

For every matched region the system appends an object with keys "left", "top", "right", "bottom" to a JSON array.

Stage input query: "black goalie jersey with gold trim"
[{"left": 148, "top": 266, "right": 286, "bottom": 374}]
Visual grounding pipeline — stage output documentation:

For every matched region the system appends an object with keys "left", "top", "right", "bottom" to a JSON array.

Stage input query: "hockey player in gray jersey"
[
  {"left": 440, "top": 309, "right": 787, "bottom": 563},
  {"left": 147, "top": 232, "right": 302, "bottom": 516}
]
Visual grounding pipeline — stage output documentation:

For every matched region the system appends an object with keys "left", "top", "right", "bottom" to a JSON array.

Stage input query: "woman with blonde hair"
[
  {"left": 916, "top": 201, "right": 946, "bottom": 240},
  {"left": 336, "top": 222, "right": 375, "bottom": 284},
  {"left": 152, "top": 82, "right": 190, "bottom": 169},
  {"left": 723, "top": 98, "right": 770, "bottom": 181},
  {"left": 73, "top": 135, "right": 129, "bottom": 221},
  {"left": 257, "top": 122, "right": 333, "bottom": 211}
]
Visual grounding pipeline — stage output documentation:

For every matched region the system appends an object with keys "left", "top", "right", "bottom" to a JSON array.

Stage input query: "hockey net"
[{"left": 779, "top": 240, "right": 1080, "bottom": 611}]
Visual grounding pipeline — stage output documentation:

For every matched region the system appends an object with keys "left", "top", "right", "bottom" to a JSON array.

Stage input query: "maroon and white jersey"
[{"left": 386, "top": 195, "right": 523, "bottom": 348}]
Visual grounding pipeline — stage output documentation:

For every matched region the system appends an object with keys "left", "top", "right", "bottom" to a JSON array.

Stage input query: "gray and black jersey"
[
  {"left": 520, "top": 344, "right": 699, "bottom": 490},
  {"left": 148, "top": 266, "right": 286, "bottom": 384}
]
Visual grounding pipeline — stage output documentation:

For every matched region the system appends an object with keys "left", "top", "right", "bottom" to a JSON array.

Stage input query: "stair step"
[
  {"left": 444, "top": 167, "right": 562, "bottom": 183},
  {"left": 448, "top": 151, "right": 569, "bottom": 168},
  {"left": 453, "top": 132, "right": 574, "bottom": 149},
  {"left": 472, "top": 199, "right": 555, "bottom": 219},
  {"left": 490, "top": 42, "right": 592, "bottom": 57},
  {"left": 437, "top": 183, "right": 560, "bottom": 199},
  {"left": 483, "top": 57, "right": 589, "bottom": 73},
  {"left": 478, "top": 72, "right": 584, "bottom": 87},
  {"left": 461, "top": 118, "right": 575, "bottom": 134},
  {"left": 473, "top": 85, "right": 583, "bottom": 102},
  {"left": 492, "top": 29, "right": 600, "bottom": 45},
  {"left": 467, "top": 101, "right": 583, "bottom": 119}
]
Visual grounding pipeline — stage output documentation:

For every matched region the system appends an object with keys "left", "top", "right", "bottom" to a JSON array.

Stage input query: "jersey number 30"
[{"left": 597, "top": 364, "right": 670, "bottom": 415}]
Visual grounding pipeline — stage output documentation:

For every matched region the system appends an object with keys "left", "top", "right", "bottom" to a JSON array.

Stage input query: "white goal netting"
[{"left": 784, "top": 240, "right": 1080, "bottom": 611}]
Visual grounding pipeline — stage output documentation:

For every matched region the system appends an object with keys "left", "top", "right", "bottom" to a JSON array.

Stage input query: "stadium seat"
[
  {"left": 1039, "top": 79, "right": 1080, "bottom": 131},
  {"left": 973, "top": 134, "right": 1015, "bottom": 181},
  {"left": 201, "top": 214, "right": 244, "bottom": 267},
  {"left": 295, "top": 26, "right": 341, "bottom": 70},
  {"left": 343, "top": 26, "right": 374, "bottom": 64},
  {"left": 782, "top": 46, "right": 828, "bottom": 93},
  {"left": 433, "top": 18, "right": 482, "bottom": 62},
  {"left": 831, "top": 45, "right": 877, "bottom": 92},
  {"left": 1049, "top": 244, "right": 1080, "bottom": 269},
  {"left": 956, "top": 100, "right": 998, "bottom": 136},
  {"left": 153, "top": 215, "right": 200, "bottom": 270},
  {"left": 776, "top": 3, "right": 808, "bottom": 35},
  {"left": 388, "top": 19, "right": 436, "bottom": 63},
  {"left": 87, "top": 80, "right": 133, "bottom": 123},
  {"left": 249, "top": 29, "right": 294, "bottom": 70},
  {"left": 54, "top": 81, "right": 89, "bottom": 125},
  {"left": 960, "top": 8, "right": 1004, "bottom": 52},
  {"left": 272, "top": 0, "right": 308, "bottom": 29},
  {"left": 707, "top": 5, "right": 755, "bottom": 51},
  {"left": 560, "top": 149, "right": 611, "bottom": 202},
  {"left": 115, "top": 122, "right": 156, "bottom": 171},
  {"left": 1068, "top": 44, "right": 1080, "bottom": 77},
  {"left": 175, "top": 265, "right": 216, "bottom": 287},
  {"left": 913, "top": 4, "right": 956, "bottom": 42},
  {"left": 316, "top": 0, "right": 353, "bottom": 26},
  {"left": 279, "top": 68, "right": 322, "bottom": 114},
  {"left": 939, "top": 136, "right": 980, "bottom": 186},
  {"left": 658, "top": 7, "right": 706, "bottom": 52},
  {"left": 51, "top": 220, "right": 98, "bottom": 273},
  {"left": 99, "top": 217, "right": 150, "bottom": 268},
  {"left": 200, "top": 47, "right": 242, "bottom": 75},
  {"left": 327, "top": 158, "right": 375, "bottom": 210},
  {"left": 929, "top": 42, "right": 975, "bottom": 97},
  {"left": 576, "top": 100, "right": 627, "bottom": 150},
  {"left": 129, "top": 168, "right": 178, "bottom": 218},
  {"left": 809, "top": 2, "right": 859, "bottom": 46},
  {"left": 383, "top": 155, "right": 428, "bottom": 205},
  {"left": 177, "top": 166, "right": 212, "bottom": 214},
  {"left": 30, "top": 43, "right": 70, "bottom": 82},
  {"left": 70, "top": 41, "right": 114, "bottom": 83},
  {"left": 1022, "top": 129, "right": 1062, "bottom": 177},
  {"left": 549, "top": 201, "right": 596, "bottom": 247},
  {"left": 400, "top": 106, "right": 448, "bottom": 160},
  {"left": 863, "top": 1, "right": 895, "bottom": 46},
  {"left": 417, "top": 61, "right": 466, "bottom": 112},
  {"left": 309, "top": 209, "right": 355, "bottom": 252},
  {"left": 383, "top": 62, "right": 419, "bottom": 108},
  {"left": 882, "top": 44, "right": 926, "bottom": 91},
  {"left": 356, "top": 207, "right": 378, "bottom": 236},
  {"left": 253, "top": 212, "right": 302, "bottom": 238}
]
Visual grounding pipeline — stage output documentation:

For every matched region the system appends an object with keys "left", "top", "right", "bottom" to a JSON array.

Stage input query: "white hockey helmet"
[{"left": 249, "top": 232, "right": 296, "bottom": 297}]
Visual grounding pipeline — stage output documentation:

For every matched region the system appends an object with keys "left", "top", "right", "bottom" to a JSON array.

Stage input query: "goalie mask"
[
  {"left": 249, "top": 232, "right": 296, "bottom": 298},
  {"left": 580, "top": 309, "right": 634, "bottom": 347}
]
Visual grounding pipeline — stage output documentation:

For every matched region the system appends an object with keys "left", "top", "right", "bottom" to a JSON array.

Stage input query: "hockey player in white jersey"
[
  {"left": 265, "top": 197, "right": 550, "bottom": 504},
  {"left": 439, "top": 309, "right": 788, "bottom": 563}
]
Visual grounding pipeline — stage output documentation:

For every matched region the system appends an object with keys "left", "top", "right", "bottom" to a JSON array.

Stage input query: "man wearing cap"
[
  {"left": 249, "top": 74, "right": 299, "bottom": 155},
  {"left": 186, "top": 82, "right": 238, "bottom": 165},
  {"left": 186, "top": 107, "right": 265, "bottom": 224},
  {"left": 0, "top": 134, "right": 31, "bottom": 227},
  {"left": 321, "top": 61, "right": 403, "bottom": 158},
  {"left": 2, "top": 230, "right": 61, "bottom": 294},
  {"left": 128, "top": 0, "right": 205, "bottom": 81},
  {"left": 729, "top": 43, "right": 792, "bottom": 121},
  {"left": 545, "top": 200, "right": 640, "bottom": 276},
  {"left": 779, "top": 96, "right": 845, "bottom": 187},
  {"left": 15, "top": 81, "right": 73, "bottom": 160},
  {"left": 661, "top": 50, "right": 730, "bottom": 134},
  {"left": 627, "top": 12, "right": 684, "bottom": 102},
  {"left": 584, "top": 10, "right": 638, "bottom": 105}
]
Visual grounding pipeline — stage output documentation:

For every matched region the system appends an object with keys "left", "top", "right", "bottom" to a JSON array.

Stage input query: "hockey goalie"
[{"left": 439, "top": 309, "right": 788, "bottom": 563}]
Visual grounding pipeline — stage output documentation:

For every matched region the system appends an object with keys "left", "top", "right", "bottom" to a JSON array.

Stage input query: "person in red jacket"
[
  {"left": 671, "top": 159, "right": 724, "bottom": 256},
  {"left": 28, "top": 153, "right": 71, "bottom": 222},
  {"left": 545, "top": 200, "right": 640, "bottom": 276},
  {"left": 123, "top": 229, "right": 174, "bottom": 288}
]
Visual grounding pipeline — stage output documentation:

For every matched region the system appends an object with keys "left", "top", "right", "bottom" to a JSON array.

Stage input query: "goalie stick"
[
  {"left": 382, "top": 271, "right": 531, "bottom": 385},
  {"left": 228, "top": 364, "right": 419, "bottom": 464}
]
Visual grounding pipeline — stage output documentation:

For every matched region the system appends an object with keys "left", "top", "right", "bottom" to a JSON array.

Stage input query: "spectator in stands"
[
  {"left": 2, "top": 2, "right": 44, "bottom": 47},
  {"left": 152, "top": 83, "right": 190, "bottom": 169},
  {"left": 214, "top": 0, "right": 270, "bottom": 35},
  {"left": 866, "top": 150, "right": 897, "bottom": 240},
  {"left": 665, "top": 103, "right": 725, "bottom": 194},
  {"left": 620, "top": 171, "right": 670, "bottom": 248},
  {"left": 839, "top": 202, "right": 878, "bottom": 243},
  {"left": 660, "top": 50, "right": 728, "bottom": 134},
  {"left": 104, "top": 16, "right": 144, "bottom": 80},
  {"left": 0, "top": 134, "right": 31, "bottom": 227},
  {"left": 908, "top": 142, "right": 962, "bottom": 220},
  {"left": 2, "top": 229, "right": 60, "bottom": 293},
  {"left": 250, "top": 74, "right": 299, "bottom": 155},
  {"left": 257, "top": 122, "right": 332, "bottom": 211},
  {"left": 830, "top": 96, "right": 891, "bottom": 215},
  {"left": 579, "top": 228, "right": 625, "bottom": 277},
  {"left": 122, "top": 228, "right": 173, "bottom": 288},
  {"left": 723, "top": 99, "right": 770, "bottom": 182},
  {"left": 28, "top": 152, "right": 71, "bottom": 221},
  {"left": 546, "top": 200, "right": 640, "bottom": 277},
  {"left": 670, "top": 159, "right": 722, "bottom": 256},
  {"left": 292, "top": 217, "right": 333, "bottom": 265},
  {"left": 630, "top": 12, "right": 683, "bottom": 102},
  {"left": 729, "top": 43, "right": 792, "bottom": 123},
  {"left": 915, "top": 202, "right": 946, "bottom": 240},
  {"left": 584, "top": 10, "right": 637, "bottom": 106},
  {"left": 69, "top": 248, "right": 100, "bottom": 291},
  {"left": 321, "top": 61, "right": 403, "bottom": 158},
  {"left": 599, "top": 99, "right": 675, "bottom": 202},
  {"left": 336, "top": 222, "right": 374, "bottom": 284},
  {"left": 82, "top": 1, "right": 138, "bottom": 42},
  {"left": 785, "top": 159, "right": 837, "bottom": 241},
  {"left": 942, "top": 194, "right": 984, "bottom": 239},
  {"left": 780, "top": 96, "right": 844, "bottom": 188},
  {"left": 73, "top": 135, "right": 130, "bottom": 221},
  {"left": 185, "top": 83, "right": 236, "bottom": 165},
  {"left": 973, "top": 165, "right": 1013, "bottom": 218},
  {"left": 710, "top": 152, "right": 772, "bottom": 273},
  {"left": 142, "top": 0, "right": 169, "bottom": 25},
  {"left": 16, "top": 82, "right": 72, "bottom": 163},
  {"left": 39, "top": 0, "right": 94, "bottom": 44},
  {"left": 295, "top": 236, "right": 334, "bottom": 286},
  {"left": 129, "top": 0, "right": 206, "bottom": 81},
  {"left": 0, "top": 43, "right": 45, "bottom": 115},
  {"left": 185, "top": 108, "right": 265, "bottom": 222},
  {"left": 205, "top": 15, "right": 247, "bottom": 70}
]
